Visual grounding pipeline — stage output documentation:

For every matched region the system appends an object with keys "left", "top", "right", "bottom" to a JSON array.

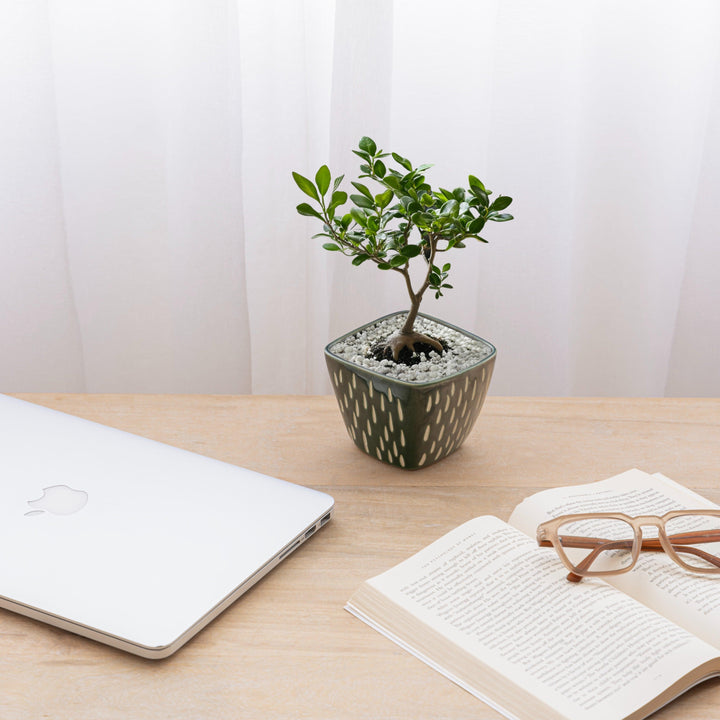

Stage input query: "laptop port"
[
  {"left": 278, "top": 538, "right": 302, "bottom": 560},
  {"left": 304, "top": 525, "right": 317, "bottom": 539}
]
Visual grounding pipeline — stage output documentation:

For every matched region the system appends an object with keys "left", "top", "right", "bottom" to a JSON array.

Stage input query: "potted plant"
[{"left": 293, "top": 137, "right": 513, "bottom": 468}]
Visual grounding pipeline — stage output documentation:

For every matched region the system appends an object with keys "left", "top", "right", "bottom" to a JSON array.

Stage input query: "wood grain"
[{"left": 2, "top": 394, "right": 719, "bottom": 719}]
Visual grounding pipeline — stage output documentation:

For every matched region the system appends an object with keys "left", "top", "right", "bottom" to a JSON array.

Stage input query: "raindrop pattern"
[{"left": 327, "top": 355, "right": 494, "bottom": 469}]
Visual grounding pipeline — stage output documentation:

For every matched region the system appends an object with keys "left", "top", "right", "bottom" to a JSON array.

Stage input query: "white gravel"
[{"left": 328, "top": 314, "right": 494, "bottom": 383}]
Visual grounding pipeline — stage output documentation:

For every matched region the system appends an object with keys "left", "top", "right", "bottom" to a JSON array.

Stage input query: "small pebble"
[{"left": 329, "top": 314, "right": 493, "bottom": 384}]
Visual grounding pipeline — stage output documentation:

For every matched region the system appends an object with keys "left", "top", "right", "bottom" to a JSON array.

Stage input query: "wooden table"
[{"left": 3, "top": 394, "right": 720, "bottom": 719}]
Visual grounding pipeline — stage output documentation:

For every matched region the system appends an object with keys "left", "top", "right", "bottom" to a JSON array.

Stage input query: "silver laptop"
[{"left": 0, "top": 394, "right": 334, "bottom": 659}]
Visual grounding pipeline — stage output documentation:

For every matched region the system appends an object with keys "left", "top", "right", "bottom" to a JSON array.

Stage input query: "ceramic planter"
[{"left": 325, "top": 312, "right": 495, "bottom": 469}]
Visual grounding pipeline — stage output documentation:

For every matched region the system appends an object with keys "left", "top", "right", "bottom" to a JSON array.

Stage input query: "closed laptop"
[{"left": 0, "top": 395, "right": 334, "bottom": 658}]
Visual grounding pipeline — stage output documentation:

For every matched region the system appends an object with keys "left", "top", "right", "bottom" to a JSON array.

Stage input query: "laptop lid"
[{"left": 0, "top": 394, "right": 334, "bottom": 659}]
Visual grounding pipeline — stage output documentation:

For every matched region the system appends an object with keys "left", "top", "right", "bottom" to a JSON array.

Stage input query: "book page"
[
  {"left": 508, "top": 469, "right": 720, "bottom": 646},
  {"left": 353, "top": 515, "right": 717, "bottom": 720}
]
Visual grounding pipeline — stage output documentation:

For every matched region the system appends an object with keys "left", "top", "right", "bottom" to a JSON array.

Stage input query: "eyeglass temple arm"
[
  {"left": 539, "top": 530, "right": 720, "bottom": 582},
  {"left": 538, "top": 537, "right": 635, "bottom": 582},
  {"left": 641, "top": 532, "right": 720, "bottom": 570}
]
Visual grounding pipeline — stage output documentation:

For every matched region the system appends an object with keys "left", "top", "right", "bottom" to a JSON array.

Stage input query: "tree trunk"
[{"left": 401, "top": 296, "right": 420, "bottom": 335}]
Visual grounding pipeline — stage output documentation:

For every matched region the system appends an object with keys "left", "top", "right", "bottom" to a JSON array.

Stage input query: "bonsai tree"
[{"left": 293, "top": 136, "right": 514, "bottom": 363}]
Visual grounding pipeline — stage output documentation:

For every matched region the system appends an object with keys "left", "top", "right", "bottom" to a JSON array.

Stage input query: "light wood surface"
[{"left": 3, "top": 394, "right": 720, "bottom": 719}]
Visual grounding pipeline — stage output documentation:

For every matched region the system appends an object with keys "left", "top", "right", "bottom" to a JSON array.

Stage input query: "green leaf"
[
  {"left": 329, "top": 190, "right": 348, "bottom": 210},
  {"left": 471, "top": 188, "right": 489, "bottom": 207},
  {"left": 400, "top": 245, "right": 421, "bottom": 258},
  {"left": 468, "top": 216, "right": 485, "bottom": 234},
  {"left": 377, "top": 262, "right": 392, "bottom": 270},
  {"left": 352, "top": 149, "right": 371, "bottom": 162},
  {"left": 322, "top": 243, "right": 341, "bottom": 251},
  {"left": 490, "top": 196, "right": 513, "bottom": 212},
  {"left": 468, "top": 177, "right": 489, "bottom": 206},
  {"left": 440, "top": 199, "right": 459, "bottom": 216},
  {"left": 401, "top": 171, "right": 418, "bottom": 187},
  {"left": 374, "top": 159, "right": 386, "bottom": 178},
  {"left": 382, "top": 175, "right": 402, "bottom": 193},
  {"left": 296, "top": 202, "right": 323, "bottom": 219},
  {"left": 490, "top": 213, "right": 514, "bottom": 222},
  {"left": 389, "top": 254, "right": 407, "bottom": 267},
  {"left": 351, "top": 194, "right": 374, "bottom": 209},
  {"left": 411, "top": 211, "right": 433, "bottom": 227},
  {"left": 292, "top": 172, "right": 319, "bottom": 201},
  {"left": 403, "top": 199, "right": 421, "bottom": 216},
  {"left": 375, "top": 188, "right": 394, "bottom": 210},
  {"left": 315, "top": 165, "right": 331, "bottom": 196},
  {"left": 332, "top": 174, "right": 345, "bottom": 192},
  {"left": 416, "top": 163, "right": 433, "bottom": 172},
  {"left": 359, "top": 136, "right": 377, "bottom": 155},
  {"left": 351, "top": 182, "right": 374, "bottom": 200},
  {"left": 442, "top": 263, "right": 451, "bottom": 272},
  {"left": 352, "top": 254, "right": 371, "bottom": 266},
  {"left": 391, "top": 152, "right": 413, "bottom": 171},
  {"left": 468, "top": 175, "right": 487, "bottom": 193},
  {"left": 350, "top": 208, "right": 367, "bottom": 226}
]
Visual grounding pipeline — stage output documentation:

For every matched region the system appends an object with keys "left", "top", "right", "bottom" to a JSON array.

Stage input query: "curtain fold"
[
  {"left": 327, "top": 0, "right": 397, "bottom": 343},
  {"left": 665, "top": 49, "right": 720, "bottom": 397},
  {"left": 0, "top": 1, "right": 86, "bottom": 391},
  {"left": 1, "top": 0, "right": 719, "bottom": 396},
  {"left": 565, "top": 1, "right": 720, "bottom": 396}
]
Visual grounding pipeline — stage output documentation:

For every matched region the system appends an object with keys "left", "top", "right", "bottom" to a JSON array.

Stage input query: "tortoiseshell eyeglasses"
[{"left": 536, "top": 510, "right": 720, "bottom": 582}]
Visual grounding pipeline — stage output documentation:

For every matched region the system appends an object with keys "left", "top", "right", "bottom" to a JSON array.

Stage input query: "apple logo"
[{"left": 24, "top": 485, "right": 89, "bottom": 517}]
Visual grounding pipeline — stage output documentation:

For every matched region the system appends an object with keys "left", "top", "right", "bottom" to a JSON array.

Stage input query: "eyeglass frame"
[{"left": 536, "top": 509, "right": 720, "bottom": 582}]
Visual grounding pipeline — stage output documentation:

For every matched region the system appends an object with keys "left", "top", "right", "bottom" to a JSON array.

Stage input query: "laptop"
[{"left": 0, "top": 394, "right": 334, "bottom": 659}]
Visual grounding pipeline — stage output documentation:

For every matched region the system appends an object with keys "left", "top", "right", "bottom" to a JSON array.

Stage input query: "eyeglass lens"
[
  {"left": 557, "top": 517, "right": 635, "bottom": 575},
  {"left": 664, "top": 514, "right": 720, "bottom": 570}
]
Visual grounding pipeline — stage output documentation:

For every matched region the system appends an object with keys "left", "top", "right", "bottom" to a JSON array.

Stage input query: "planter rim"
[{"left": 324, "top": 310, "right": 496, "bottom": 389}]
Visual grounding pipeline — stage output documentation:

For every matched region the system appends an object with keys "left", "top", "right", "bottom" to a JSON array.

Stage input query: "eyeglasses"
[{"left": 536, "top": 510, "right": 720, "bottom": 582}]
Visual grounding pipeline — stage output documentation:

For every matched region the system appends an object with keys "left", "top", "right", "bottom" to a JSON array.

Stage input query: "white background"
[{"left": 1, "top": 0, "right": 719, "bottom": 396}]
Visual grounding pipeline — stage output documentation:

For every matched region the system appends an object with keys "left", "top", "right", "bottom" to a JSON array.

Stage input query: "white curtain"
[{"left": 1, "top": 0, "right": 719, "bottom": 396}]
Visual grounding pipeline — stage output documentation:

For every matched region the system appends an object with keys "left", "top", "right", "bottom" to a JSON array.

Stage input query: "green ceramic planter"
[{"left": 325, "top": 312, "right": 496, "bottom": 469}]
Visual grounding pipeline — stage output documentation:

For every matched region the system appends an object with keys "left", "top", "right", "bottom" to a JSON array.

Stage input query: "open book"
[{"left": 346, "top": 469, "right": 720, "bottom": 720}]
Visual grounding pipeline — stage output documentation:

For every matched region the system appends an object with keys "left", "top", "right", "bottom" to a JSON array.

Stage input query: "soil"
[{"left": 369, "top": 337, "right": 450, "bottom": 366}]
